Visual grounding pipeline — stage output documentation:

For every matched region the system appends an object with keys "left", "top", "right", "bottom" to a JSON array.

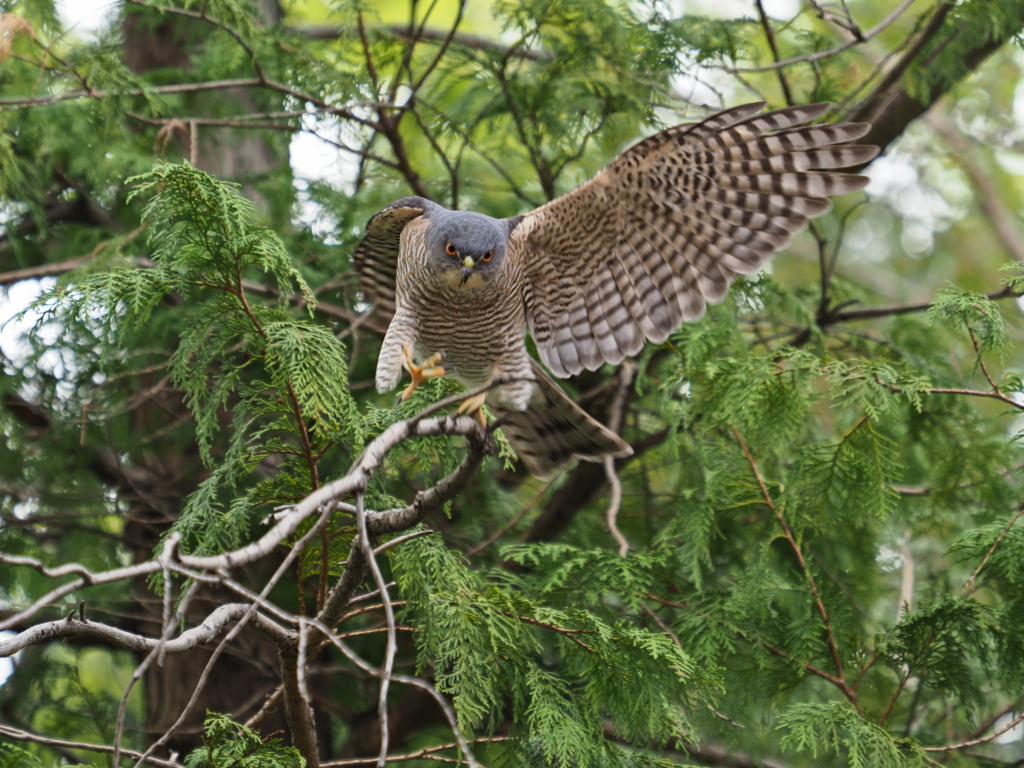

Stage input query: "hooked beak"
[{"left": 460, "top": 255, "right": 474, "bottom": 283}]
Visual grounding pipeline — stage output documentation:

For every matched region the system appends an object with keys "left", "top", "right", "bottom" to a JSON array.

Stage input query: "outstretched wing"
[
  {"left": 351, "top": 195, "right": 434, "bottom": 322},
  {"left": 510, "top": 102, "right": 880, "bottom": 377}
]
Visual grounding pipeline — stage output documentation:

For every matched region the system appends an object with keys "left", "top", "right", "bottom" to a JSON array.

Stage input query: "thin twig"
[
  {"left": 646, "top": 593, "right": 849, "bottom": 691},
  {"left": 374, "top": 530, "right": 436, "bottom": 556},
  {"left": 112, "top": 542, "right": 198, "bottom": 767},
  {"left": 337, "top": 601, "right": 408, "bottom": 624},
  {"left": 0, "top": 77, "right": 264, "bottom": 107},
  {"left": 603, "top": 456, "right": 629, "bottom": 557},
  {"left": 920, "top": 707, "right": 1024, "bottom": 752},
  {"left": 357, "top": 13, "right": 380, "bottom": 93},
  {"left": 410, "top": 0, "right": 466, "bottom": 93},
  {"left": 515, "top": 614, "right": 595, "bottom": 653},
  {"left": 355, "top": 491, "right": 397, "bottom": 768},
  {"left": 962, "top": 506, "right": 1024, "bottom": 593},
  {"left": 723, "top": 0, "right": 919, "bottom": 73},
  {"left": 967, "top": 327, "right": 1003, "bottom": 395},
  {"left": 0, "top": 725, "right": 183, "bottom": 768},
  {"left": 322, "top": 737, "right": 507, "bottom": 767},
  {"left": 730, "top": 425, "right": 861, "bottom": 715},
  {"left": 754, "top": 0, "right": 794, "bottom": 105},
  {"left": 876, "top": 378, "right": 1024, "bottom": 411},
  {"left": 465, "top": 478, "right": 553, "bottom": 556}
]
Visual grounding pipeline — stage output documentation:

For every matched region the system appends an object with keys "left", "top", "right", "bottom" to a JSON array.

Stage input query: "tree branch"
[
  {"left": 754, "top": 0, "right": 794, "bottom": 106},
  {"left": 0, "top": 603, "right": 290, "bottom": 667},
  {"left": 724, "top": 0, "right": 918, "bottom": 74},
  {"left": 962, "top": 506, "right": 1024, "bottom": 593},
  {"left": 0, "top": 725, "right": 184, "bottom": 768},
  {"left": 730, "top": 425, "right": 861, "bottom": 714},
  {"left": 848, "top": 1, "right": 1020, "bottom": 157}
]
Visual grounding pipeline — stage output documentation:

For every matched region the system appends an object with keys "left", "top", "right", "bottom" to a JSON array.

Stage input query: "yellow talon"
[
  {"left": 456, "top": 392, "right": 488, "bottom": 428},
  {"left": 400, "top": 347, "right": 446, "bottom": 401}
]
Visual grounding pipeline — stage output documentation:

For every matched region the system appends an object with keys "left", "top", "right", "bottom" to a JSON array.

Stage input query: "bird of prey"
[{"left": 353, "top": 102, "right": 879, "bottom": 477}]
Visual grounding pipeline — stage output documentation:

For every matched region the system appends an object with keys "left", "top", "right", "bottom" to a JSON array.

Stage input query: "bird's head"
[{"left": 427, "top": 211, "right": 508, "bottom": 289}]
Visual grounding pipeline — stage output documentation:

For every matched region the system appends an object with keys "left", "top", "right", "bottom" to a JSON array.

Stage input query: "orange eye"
[
  {"left": 482, "top": 250, "right": 493, "bottom": 262},
  {"left": 445, "top": 242, "right": 457, "bottom": 256}
]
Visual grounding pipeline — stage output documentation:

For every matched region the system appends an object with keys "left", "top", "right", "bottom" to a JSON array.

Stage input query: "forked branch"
[{"left": 0, "top": 410, "right": 495, "bottom": 768}]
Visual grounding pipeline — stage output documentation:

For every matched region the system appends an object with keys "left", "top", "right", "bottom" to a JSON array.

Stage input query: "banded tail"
[{"left": 496, "top": 360, "right": 632, "bottom": 478}]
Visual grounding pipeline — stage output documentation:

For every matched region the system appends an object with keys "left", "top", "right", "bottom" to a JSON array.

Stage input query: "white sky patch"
[
  {"left": 56, "top": 0, "right": 116, "bottom": 36},
  {"left": 1013, "top": 51, "right": 1024, "bottom": 126},
  {"left": 0, "top": 634, "right": 13, "bottom": 688},
  {"left": 861, "top": 150, "right": 961, "bottom": 260},
  {"left": 0, "top": 279, "right": 52, "bottom": 366},
  {"left": 12, "top": 497, "right": 38, "bottom": 520},
  {"left": 680, "top": 0, "right": 799, "bottom": 16},
  {"left": 291, "top": 116, "right": 359, "bottom": 191},
  {"left": 994, "top": 711, "right": 1024, "bottom": 744},
  {"left": 290, "top": 113, "right": 364, "bottom": 239},
  {"left": 876, "top": 543, "right": 903, "bottom": 573}
]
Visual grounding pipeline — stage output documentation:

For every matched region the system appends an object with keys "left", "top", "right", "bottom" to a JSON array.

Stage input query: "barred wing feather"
[
  {"left": 511, "top": 102, "right": 880, "bottom": 377},
  {"left": 351, "top": 196, "right": 433, "bottom": 322}
]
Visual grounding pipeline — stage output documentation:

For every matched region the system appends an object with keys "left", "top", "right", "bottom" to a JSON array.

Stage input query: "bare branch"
[
  {"left": 2, "top": 401, "right": 492, "bottom": 765},
  {"left": 962, "top": 506, "right": 1024, "bottom": 593},
  {"left": 171, "top": 416, "right": 487, "bottom": 574},
  {"left": 921, "top": 709, "right": 1024, "bottom": 752},
  {"left": 822, "top": 285, "right": 1022, "bottom": 325},
  {"left": 0, "top": 77, "right": 265, "bottom": 107},
  {"left": 873, "top": 377, "right": 1024, "bottom": 412},
  {"left": 754, "top": 0, "right": 794, "bottom": 105},
  {"left": 724, "top": 0, "right": 919, "bottom": 74},
  {"left": 603, "top": 456, "right": 629, "bottom": 557},
  {"left": 0, "top": 725, "right": 184, "bottom": 768},
  {"left": 0, "top": 602, "right": 289, "bottom": 657},
  {"left": 0, "top": 255, "right": 90, "bottom": 284},
  {"left": 0, "top": 557, "right": 163, "bottom": 631},
  {"left": 374, "top": 530, "right": 436, "bottom": 555},
  {"left": 355, "top": 491, "right": 398, "bottom": 768},
  {"left": 322, "top": 737, "right": 508, "bottom": 767}
]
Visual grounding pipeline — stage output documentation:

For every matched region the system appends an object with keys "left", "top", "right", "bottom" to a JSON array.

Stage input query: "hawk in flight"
[{"left": 353, "top": 102, "right": 878, "bottom": 477}]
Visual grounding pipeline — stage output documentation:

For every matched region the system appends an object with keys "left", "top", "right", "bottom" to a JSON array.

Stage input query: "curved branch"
[
  {"left": 0, "top": 725, "right": 184, "bottom": 768},
  {"left": 0, "top": 603, "right": 289, "bottom": 656},
  {"left": 173, "top": 415, "right": 488, "bottom": 573},
  {"left": 724, "top": 0, "right": 919, "bottom": 74}
]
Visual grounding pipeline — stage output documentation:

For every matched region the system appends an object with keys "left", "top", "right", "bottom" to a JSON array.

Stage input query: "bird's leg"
[
  {"left": 400, "top": 347, "right": 446, "bottom": 401},
  {"left": 456, "top": 392, "right": 488, "bottom": 428}
]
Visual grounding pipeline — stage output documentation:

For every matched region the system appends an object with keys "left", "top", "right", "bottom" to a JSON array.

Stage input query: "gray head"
[{"left": 425, "top": 210, "right": 509, "bottom": 288}]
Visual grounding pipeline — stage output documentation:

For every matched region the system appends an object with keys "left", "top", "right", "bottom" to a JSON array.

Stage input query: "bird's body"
[
  {"left": 354, "top": 102, "right": 879, "bottom": 477},
  {"left": 383, "top": 215, "right": 534, "bottom": 412}
]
